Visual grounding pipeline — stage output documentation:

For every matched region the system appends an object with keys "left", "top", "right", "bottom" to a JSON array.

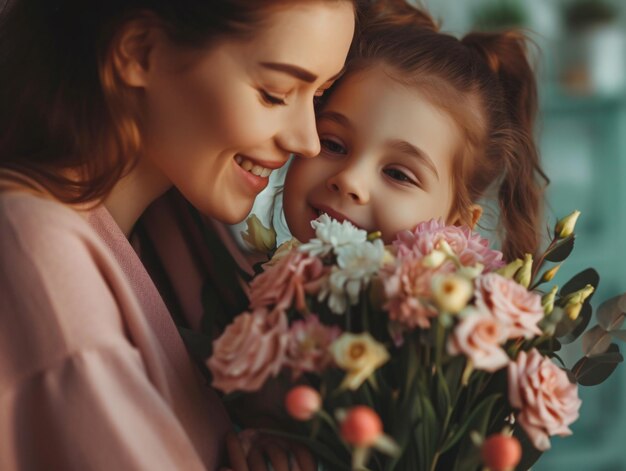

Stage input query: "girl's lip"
[{"left": 311, "top": 204, "right": 364, "bottom": 229}]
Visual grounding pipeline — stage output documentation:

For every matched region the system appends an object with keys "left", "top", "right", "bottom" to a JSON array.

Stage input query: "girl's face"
[
  {"left": 141, "top": 2, "right": 355, "bottom": 223},
  {"left": 283, "top": 67, "right": 462, "bottom": 243}
]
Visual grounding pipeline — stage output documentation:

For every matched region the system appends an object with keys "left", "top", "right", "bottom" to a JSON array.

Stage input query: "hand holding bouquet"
[{"left": 207, "top": 212, "right": 625, "bottom": 471}]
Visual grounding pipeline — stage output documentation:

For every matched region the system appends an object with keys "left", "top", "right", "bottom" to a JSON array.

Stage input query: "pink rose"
[
  {"left": 208, "top": 308, "right": 288, "bottom": 394},
  {"left": 508, "top": 349, "right": 581, "bottom": 451},
  {"left": 393, "top": 219, "right": 504, "bottom": 271},
  {"left": 286, "top": 315, "right": 341, "bottom": 379},
  {"left": 475, "top": 273, "right": 543, "bottom": 339},
  {"left": 382, "top": 259, "right": 454, "bottom": 329},
  {"left": 448, "top": 308, "right": 510, "bottom": 372},
  {"left": 249, "top": 251, "right": 327, "bottom": 311}
]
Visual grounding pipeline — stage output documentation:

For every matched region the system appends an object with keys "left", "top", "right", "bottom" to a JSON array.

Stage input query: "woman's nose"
[
  {"left": 275, "top": 101, "right": 321, "bottom": 158},
  {"left": 326, "top": 163, "right": 370, "bottom": 204}
]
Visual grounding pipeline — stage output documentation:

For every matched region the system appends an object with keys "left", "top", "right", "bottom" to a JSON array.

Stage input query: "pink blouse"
[{"left": 0, "top": 174, "right": 231, "bottom": 470}]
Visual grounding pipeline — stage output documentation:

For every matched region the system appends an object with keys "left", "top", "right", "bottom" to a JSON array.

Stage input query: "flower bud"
[
  {"left": 436, "top": 240, "right": 456, "bottom": 259},
  {"left": 542, "top": 286, "right": 558, "bottom": 315},
  {"left": 564, "top": 284, "right": 595, "bottom": 306},
  {"left": 481, "top": 434, "right": 522, "bottom": 471},
  {"left": 457, "top": 263, "right": 485, "bottom": 280},
  {"left": 496, "top": 258, "right": 523, "bottom": 279},
  {"left": 241, "top": 214, "right": 277, "bottom": 252},
  {"left": 285, "top": 386, "right": 321, "bottom": 421},
  {"left": 422, "top": 249, "right": 447, "bottom": 268},
  {"left": 514, "top": 253, "right": 533, "bottom": 288},
  {"left": 554, "top": 210, "right": 581, "bottom": 239},
  {"left": 367, "top": 230, "right": 382, "bottom": 241},
  {"left": 432, "top": 274, "right": 474, "bottom": 314},
  {"left": 541, "top": 264, "right": 561, "bottom": 283},
  {"left": 565, "top": 302, "right": 583, "bottom": 321},
  {"left": 340, "top": 406, "right": 382, "bottom": 447}
]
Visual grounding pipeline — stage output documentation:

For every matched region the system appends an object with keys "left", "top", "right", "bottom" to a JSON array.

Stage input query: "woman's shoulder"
[{"left": 0, "top": 191, "right": 129, "bottom": 389}]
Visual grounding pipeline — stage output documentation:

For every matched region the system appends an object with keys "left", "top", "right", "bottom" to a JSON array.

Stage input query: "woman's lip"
[
  {"left": 233, "top": 158, "right": 270, "bottom": 194},
  {"left": 236, "top": 153, "right": 287, "bottom": 170}
]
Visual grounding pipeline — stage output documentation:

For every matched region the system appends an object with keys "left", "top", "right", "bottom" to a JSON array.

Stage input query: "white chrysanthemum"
[
  {"left": 318, "top": 239, "right": 386, "bottom": 314},
  {"left": 299, "top": 214, "right": 367, "bottom": 257}
]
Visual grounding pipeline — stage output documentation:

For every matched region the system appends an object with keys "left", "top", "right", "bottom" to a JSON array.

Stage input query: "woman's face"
[
  {"left": 283, "top": 67, "right": 462, "bottom": 243},
  {"left": 141, "top": 2, "right": 355, "bottom": 223}
]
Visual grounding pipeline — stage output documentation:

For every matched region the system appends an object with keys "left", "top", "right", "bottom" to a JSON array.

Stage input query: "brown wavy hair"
[
  {"left": 333, "top": 0, "right": 548, "bottom": 259},
  {"left": 0, "top": 0, "right": 358, "bottom": 205}
]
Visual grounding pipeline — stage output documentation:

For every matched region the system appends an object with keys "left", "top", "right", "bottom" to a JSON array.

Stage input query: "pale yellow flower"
[
  {"left": 496, "top": 258, "right": 523, "bottom": 279},
  {"left": 514, "top": 253, "right": 533, "bottom": 288},
  {"left": 555, "top": 210, "right": 581, "bottom": 239},
  {"left": 263, "top": 238, "right": 301, "bottom": 268},
  {"left": 542, "top": 286, "right": 558, "bottom": 315},
  {"left": 432, "top": 274, "right": 474, "bottom": 314},
  {"left": 541, "top": 264, "right": 561, "bottom": 283},
  {"left": 331, "top": 333, "right": 389, "bottom": 390},
  {"left": 241, "top": 214, "right": 276, "bottom": 252}
]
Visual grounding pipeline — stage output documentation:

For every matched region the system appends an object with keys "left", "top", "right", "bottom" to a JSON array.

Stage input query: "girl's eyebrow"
[
  {"left": 386, "top": 139, "right": 439, "bottom": 181},
  {"left": 316, "top": 110, "right": 353, "bottom": 131}
]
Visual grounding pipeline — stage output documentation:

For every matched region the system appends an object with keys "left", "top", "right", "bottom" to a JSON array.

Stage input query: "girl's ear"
[
  {"left": 448, "top": 203, "right": 483, "bottom": 229},
  {"left": 109, "top": 14, "right": 162, "bottom": 89}
]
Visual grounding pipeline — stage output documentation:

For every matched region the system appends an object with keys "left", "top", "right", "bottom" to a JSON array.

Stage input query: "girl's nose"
[{"left": 326, "top": 163, "right": 370, "bottom": 204}]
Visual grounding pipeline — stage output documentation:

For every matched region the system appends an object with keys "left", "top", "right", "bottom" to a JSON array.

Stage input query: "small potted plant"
[{"left": 560, "top": 0, "right": 624, "bottom": 95}]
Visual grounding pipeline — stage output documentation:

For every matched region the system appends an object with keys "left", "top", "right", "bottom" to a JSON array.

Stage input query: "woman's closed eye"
[
  {"left": 260, "top": 89, "right": 287, "bottom": 106},
  {"left": 320, "top": 137, "right": 347, "bottom": 155},
  {"left": 383, "top": 167, "right": 420, "bottom": 186}
]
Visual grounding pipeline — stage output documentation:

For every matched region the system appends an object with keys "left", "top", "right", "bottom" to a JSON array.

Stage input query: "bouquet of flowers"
[{"left": 206, "top": 212, "right": 625, "bottom": 471}]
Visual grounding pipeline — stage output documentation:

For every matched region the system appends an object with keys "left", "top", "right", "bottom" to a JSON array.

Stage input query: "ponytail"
[{"left": 462, "top": 31, "right": 548, "bottom": 260}]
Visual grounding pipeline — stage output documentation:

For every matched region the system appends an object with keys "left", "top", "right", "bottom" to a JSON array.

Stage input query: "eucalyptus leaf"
[
  {"left": 555, "top": 303, "right": 592, "bottom": 343},
  {"left": 544, "top": 235, "right": 575, "bottom": 262},
  {"left": 573, "top": 344, "right": 623, "bottom": 386},
  {"left": 582, "top": 324, "right": 612, "bottom": 357},
  {"left": 560, "top": 268, "right": 600, "bottom": 297},
  {"left": 611, "top": 330, "right": 626, "bottom": 343},
  {"left": 597, "top": 293, "right": 626, "bottom": 331}
]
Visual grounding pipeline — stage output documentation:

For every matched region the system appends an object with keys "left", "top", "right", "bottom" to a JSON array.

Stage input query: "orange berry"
[
  {"left": 340, "top": 406, "right": 382, "bottom": 447},
  {"left": 481, "top": 434, "right": 522, "bottom": 471},
  {"left": 285, "top": 386, "right": 321, "bottom": 421}
]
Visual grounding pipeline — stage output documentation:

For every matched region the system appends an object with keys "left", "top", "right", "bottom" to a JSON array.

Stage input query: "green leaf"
[
  {"left": 582, "top": 324, "right": 612, "bottom": 357},
  {"left": 597, "top": 293, "right": 626, "bottom": 331},
  {"left": 544, "top": 235, "right": 575, "bottom": 262},
  {"left": 560, "top": 268, "right": 600, "bottom": 297},
  {"left": 514, "top": 426, "right": 543, "bottom": 470},
  {"left": 440, "top": 394, "right": 501, "bottom": 453},
  {"left": 555, "top": 303, "right": 592, "bottom": 344},
  {"left": 573, "top": 344, "right": 623, "bottom": 386}
]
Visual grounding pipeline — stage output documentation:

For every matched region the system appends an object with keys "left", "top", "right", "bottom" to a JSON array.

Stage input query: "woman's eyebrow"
[
  {"left": 260, "top": 62, "right": 318, "bottom": 83},
  {"left": 260, "top": 63, "right": 346, "bottom": 84},
  {"left": 387, "top": 139, "right": 439, "bottom": 181}
]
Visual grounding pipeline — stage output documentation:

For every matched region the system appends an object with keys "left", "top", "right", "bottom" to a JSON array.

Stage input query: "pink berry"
[
  {"left": 340, "top": 406, "right": 382, "bottom": 447},
  {"left": 481, "top": 434, "right": 522, "bottom": 471},
  {"left": 285, "top": 386, "right": 321, "bottom": 421}
]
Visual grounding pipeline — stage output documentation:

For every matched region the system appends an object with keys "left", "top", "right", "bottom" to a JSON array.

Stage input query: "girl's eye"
[
  {"left": 320, "top": 138, "right": 347, "bottom": 155},
  {"left": 260, "top": 90, "right": 287, "bottom": 106},
  {"left": 384, "top": 167, "right": 419, "bottom": 186}
]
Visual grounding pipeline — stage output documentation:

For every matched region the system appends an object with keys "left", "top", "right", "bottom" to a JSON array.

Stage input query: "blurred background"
[{"left": 422, "top": 0, "right": 626, "bottom": 469}]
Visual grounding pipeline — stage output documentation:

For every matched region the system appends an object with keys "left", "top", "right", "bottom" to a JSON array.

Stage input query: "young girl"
[{"left": 278, "top": 0, "right": 547, "bottom": 261}]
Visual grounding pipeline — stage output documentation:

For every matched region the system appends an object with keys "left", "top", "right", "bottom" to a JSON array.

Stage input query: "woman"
[{"left": 0, "top": 1, "right": 356, "bottom": 470}]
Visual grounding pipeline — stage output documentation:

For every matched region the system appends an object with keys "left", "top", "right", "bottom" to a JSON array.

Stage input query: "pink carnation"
[
  {"left": 382, "top": 259, "right": 454, "bottom": 329},
  {"left": 393, "top": 219, "right": 504, "bottom": 271},
  {"left": 475, "top": 273, "right": 543, "bottom": 339},
  {"left": 249, "top": 251, "right": 328, "bottom": 311},
  {"left": 286, "top": 315, "right": 341, "bottom": 379},
  {"left": 448, "top": 308, "right": 510, "bottom": 372},
  {"left": 508, "top": 349, "right": 581, "bottom": 451},
  {"left": 208, "top": 308, "right": 288, "bottom": 394}
]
